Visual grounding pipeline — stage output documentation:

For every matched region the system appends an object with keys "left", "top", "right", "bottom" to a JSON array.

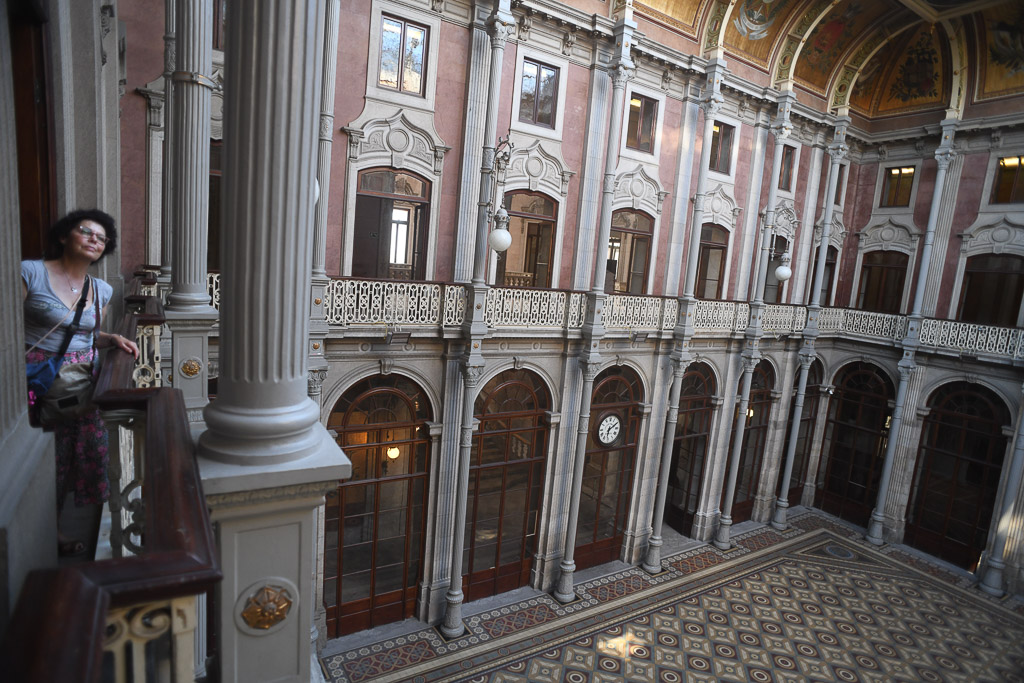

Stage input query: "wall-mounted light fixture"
[{"left": 386, "top": 446, "right": 401, "bottom": 460}]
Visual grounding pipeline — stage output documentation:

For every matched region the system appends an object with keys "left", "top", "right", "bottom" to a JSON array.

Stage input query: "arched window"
[
  {"left": 816, "top": 362, "right": 894, "bottom": 526},
  {"left": 577, "top": 366, "right": 644, "bottom": 570},
  {"left": 777, "top": 360, "right": 824, "bottom": 506},
  {"left": 666, "top": 362, "right": 716, "bottom": 536},
  {"left": 354, "top": 168, "right": 430, "bottom": 280},
  {"left": 906, "top": 383, "right": 1010, "bottom": 570},
  {"left": 607, "top": 209, "right": 653, "bottom": 294},
  {"left": 957, "top": 254, "right": 1024, "bottom": 327},
  {"left": 807, "top": 245, "right": 838, "bottom": 305},
  {"left": 499, "top": 191, "right": 557, "bottom": 288},
  {"left": 324, "top": 375, "right": 432, "bottom": 637},
  {"left": 464, "top": 370, "right": 550, "bottom": 601},
  {"left": 696, "top": 225, "right": 729, "bottom": 299},
  {"left": 857, "top": 250, "right": 907, "bottom": 314},
  {"left": 723, "top": 361, "right": 775, "bottom": 523}
]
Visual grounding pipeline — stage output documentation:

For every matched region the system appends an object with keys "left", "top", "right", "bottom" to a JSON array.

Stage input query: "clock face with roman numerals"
[{"left": 597, "top": 413, "right": 621, "bottom": 445}]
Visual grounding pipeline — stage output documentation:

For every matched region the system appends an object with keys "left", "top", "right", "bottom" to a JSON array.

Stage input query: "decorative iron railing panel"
[
  {"left": 662, "top": 298, "right": 679, "bottom": 330},
  {"left": 762, "top": 304, "right": 808, "bottom": 335},
  {"left": 919, "top": 319, "right": 1024, "bottom": 359},
  {"left": 325, "top": 279, "right": 442, "bottom": 325},
  {"left": 485, "top": 288, "right": 568, "bottom": 327},
  {"left": 444, "top": 285, "right": 467, "bottom": 326},
  {"left": 604, "top": 294, "right": 666, "bottom": 330},
  {"left": 692, "top": 300, "right": 749, "bottom": 333},
  {"left": 207, "top": 272, "right": 220, "bottom": 310},
  {"left": 818, "top": 308, "right": 907, "bottom": 341},
  {"left": 568, "top": 292, "right": 586, "bottom": 329}
]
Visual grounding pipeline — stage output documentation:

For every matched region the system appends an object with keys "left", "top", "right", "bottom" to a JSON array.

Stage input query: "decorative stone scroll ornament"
[
  {"left": 702, "top": 185, "right": 741, "bottom": 231},
  {"left": 614, "top": 164, "right": 670, "bottom": 215},
  {"left": 343, "top": 110, "right": 449, "bottom": 178},
  {"left": 772, "top": 200, "right": 798, "bottom": 242},
  {"left": 504, "top": 139, "right": 575, "bottom": 197}
]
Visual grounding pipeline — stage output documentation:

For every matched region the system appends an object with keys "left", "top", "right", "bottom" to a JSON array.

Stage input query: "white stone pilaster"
[{"left": 197, "top": 2, "right": 350, "bottom": 680}]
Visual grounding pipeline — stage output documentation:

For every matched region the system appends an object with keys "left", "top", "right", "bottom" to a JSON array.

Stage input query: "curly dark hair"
[{"left": 44, "top": 209, "right": 118, "bottom": 261}]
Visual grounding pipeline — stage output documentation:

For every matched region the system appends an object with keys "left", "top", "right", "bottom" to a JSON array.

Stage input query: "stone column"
[
  {"left": 196, "top": 2, "right": 350, "bottom": 681},
  {"left": 164, "top": 0, "right": 218, "bottom": 425},
  {"left": 159, "top": 0, "right": 176, "bottom": 281},
  {"left": 980, "top": 383, "right": 1024, "bottom": 596},
  {"left": 308, "top": 0, "right": 341, "bottom": 383},
  {"left": 714, "top": 94, "right": 793, "bottom": 549},
  {"left": 642, "top": 354, "right": 687, "bottom": 572},
  {"left": 439, "top": 362, "right": 483, "bottom": 638},
  {"left": 553, "top": 358, "right": 601, "bottom": 602},
  {"left": 867, "top": 126, "right": 956, "bottom": 545},
  {"left": 772, "top": 118, "right": 848, "bottom": 528}
]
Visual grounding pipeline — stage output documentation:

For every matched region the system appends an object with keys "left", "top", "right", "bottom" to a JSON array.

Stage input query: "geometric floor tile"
[{"left": 322, "top": 517, "right": 1024, "bottom": 683}]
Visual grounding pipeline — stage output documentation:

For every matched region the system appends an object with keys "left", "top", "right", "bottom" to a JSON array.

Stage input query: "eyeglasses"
[{"left": 76, "top": 226, "right": 109, "bottom": 245}]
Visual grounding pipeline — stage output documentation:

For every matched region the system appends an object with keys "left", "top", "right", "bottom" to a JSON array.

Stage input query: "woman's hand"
[{"left": 102, "top": 332, "right": 140, "bottom": 358}]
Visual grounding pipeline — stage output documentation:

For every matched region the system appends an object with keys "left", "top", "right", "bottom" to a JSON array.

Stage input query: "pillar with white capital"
[{"left": 196, "top": 1, "right": 350, "bottom": 681}]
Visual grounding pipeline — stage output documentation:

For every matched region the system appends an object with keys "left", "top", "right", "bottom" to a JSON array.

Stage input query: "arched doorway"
[
  {"left": 666, "top": 362, "right": 716, "bottom": 536},
  {"left": 353, "top": 168, "right": 431, "bottom": 280},
  {"left": 498, "top": 191, "right": 557, "bottom": 288},
  {"left": 905, "top": 383, "right": 1011, "bottom": 570},
  {"left": 324, "top": 375, "right": 432, "bottom": 637},
  {"left": 777, "top": 359, "right": 824, "bottom": 506},
  {"left": 576, "top": 366, "right": 644, "bottom": 570},
  {"left": 816, "top": 362, "right": 894, "bottom": 527},
  {"left": 463, "top": 369, "right": 550, "bottom": 602},
  {"left": 724, "top": 361, "right": 775, "bottom": 524}
]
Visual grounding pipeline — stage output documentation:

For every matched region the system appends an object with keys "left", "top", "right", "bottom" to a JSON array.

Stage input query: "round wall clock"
[{"left": 597, "top": 413, "right": 621, "bottom": 445}]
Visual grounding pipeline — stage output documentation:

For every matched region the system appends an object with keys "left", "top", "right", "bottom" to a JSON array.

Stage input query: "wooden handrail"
[{"left": 0, "top": 285, "right": 219, "bottom": 681}]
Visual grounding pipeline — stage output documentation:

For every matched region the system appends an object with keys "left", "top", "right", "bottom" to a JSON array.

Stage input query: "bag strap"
[{"left": 53, "top": 276, "right": 91, "bottom": 359}]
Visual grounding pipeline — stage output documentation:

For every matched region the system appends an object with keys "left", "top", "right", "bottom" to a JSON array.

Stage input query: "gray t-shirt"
[{"left": 22, "top": 259, "right": 112, "bottom": 353}]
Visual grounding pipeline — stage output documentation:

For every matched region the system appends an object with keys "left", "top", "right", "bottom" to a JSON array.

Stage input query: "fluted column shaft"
[
  {"left": 554, "top": 360, "right": 600, "bottom": 602},
  {"left": 591, "top": 65, "right": 632, "bottom": 295},
  {"left": 713, "top": 358, "right": 755, "bottom": 549},
  {"left": 166, "top": 0, "right": 214, "bottom": 310},
  {"left": 980, "top": 383, "right": 1024, "bottom": 595},
  {"left": 159, "top": 0, "right": 176, "bottom": 279},
  {"left": 772, "top": 120, "right": 848, "bottom": 528},
  {"left": 312, "top": 0, "right": 341, "bottom": 279},
  {"left": 199, "top": 0, "right": 328, "bottom": 465},
  {"left": 471, "top": 3, "right": 514, "bottom": 287},
  {"left": 867, "top": 125, "right": 956, "bottom": 545},
  {"left": 440, "top": 364, "right": 481, "bottom": 637},
  {"left": 642, "top": 355, "right": 687, "bottom": 572}
]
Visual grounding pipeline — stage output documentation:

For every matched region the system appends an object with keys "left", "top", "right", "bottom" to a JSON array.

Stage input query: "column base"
[
  {"left": 770, "top": 499, "right": 789, "bottom": 530},
  {"left": 439, "top": 590, "right": 465, "bottom": 639},
  {"left": 642, "top": 537, "right": 663, "bottom": 574},
  {"left": 553, "top": 562, "right": 577, "bottom": 603},
  {"left": 979, "top": 559, "right": 1005, "bottom": 597},
  {"left": 713, "top": 516, "right": 732, "bottom": 550},
  {"left": 200, "top": 397, "right": 330, "bottom": 467},
  {"left": 865, "top": 513, "right": 885, "bottom": 546}
]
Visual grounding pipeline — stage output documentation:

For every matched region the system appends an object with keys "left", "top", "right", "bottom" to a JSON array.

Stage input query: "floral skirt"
[{"left": 26, "top": 347, "right": 109, "bottom": 507}]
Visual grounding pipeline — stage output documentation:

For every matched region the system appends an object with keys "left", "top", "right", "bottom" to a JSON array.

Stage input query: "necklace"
[{"left": 59, "top": 263, "right": 83, "bottom": 294}]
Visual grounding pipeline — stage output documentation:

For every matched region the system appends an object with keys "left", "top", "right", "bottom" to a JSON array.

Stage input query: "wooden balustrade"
[{"left": 0, "top": 283, "right": 220, "bottom": 683}]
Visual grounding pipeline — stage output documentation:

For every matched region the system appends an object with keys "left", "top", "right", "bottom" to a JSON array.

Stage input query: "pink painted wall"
[{"left": 119, "top": 0, "right": 166, "bottom": 274}]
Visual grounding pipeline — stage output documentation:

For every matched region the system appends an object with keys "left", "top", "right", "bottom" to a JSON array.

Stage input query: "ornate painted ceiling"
[{"left": 630, "top": 0, "right": 1024, "bottom": 120}]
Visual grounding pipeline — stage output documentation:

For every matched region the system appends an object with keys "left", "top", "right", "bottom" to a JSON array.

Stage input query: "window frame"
[
  {"left": 377, "top": 15, "right": 429, "bottom": 97},
  {"left": 778, "top": 145, "right": 797, "bottom": 193},
  {"left": 708, "top": 121, "right": 736, "bottom": 176},
  {"left": 517, "top": 58, "right": 559, "bottom": 129},
  {"left": 510, "top": 47, "right": 570, "bottom": 141},
  {"left": 365, "top": 2, "right": 441, "bottom": 111},
  {"left": 625, "top": 94, "right": 659, "bottom": 154},
  {"left": 990, "top": 155, "right": 1024, "bottom": 205},
  {"left": 833, "top": 162, "right": 847, "bottom": 207},
  {"left": 695, "top": 224, "right": 730, "bottom": 300},
  {"left": 878, "top": 165, "right": 916, "bottom": 208},
  {"left": 606, "top": 209, "right": 654, "bottom": 295},
  {"left": 619, "top": 85, "right": 666, "bottom": 162}
]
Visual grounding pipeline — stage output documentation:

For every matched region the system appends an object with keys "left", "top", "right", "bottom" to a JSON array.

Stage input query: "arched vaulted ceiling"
[{"left": 632, "top": 0, "right": 1024, "bottom": 123}]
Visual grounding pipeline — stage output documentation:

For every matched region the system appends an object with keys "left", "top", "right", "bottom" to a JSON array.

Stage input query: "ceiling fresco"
[
  {"left": 627, "top": 0, "right": 1024, "bottom": 120},
  {"left": 975, "top": 4, "right": 1024, "bottom": 101}
]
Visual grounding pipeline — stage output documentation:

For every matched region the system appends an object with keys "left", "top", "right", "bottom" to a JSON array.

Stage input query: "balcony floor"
[{"left": 320, "top": 509, "right": 1024, "bottom": 683}]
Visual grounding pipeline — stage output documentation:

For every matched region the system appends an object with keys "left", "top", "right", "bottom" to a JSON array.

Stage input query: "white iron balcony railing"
[
  {"left": 918, "top": 318, "right": 1024, "bottom": 360},
  {"left": 204, "top": 273, "right": 1024, "bottom": 361},
  {"left": 817, "top": 307, "right": 908, "bottom": 342}
]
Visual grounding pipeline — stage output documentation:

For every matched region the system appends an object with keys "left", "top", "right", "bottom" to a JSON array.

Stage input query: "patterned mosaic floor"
[{"left": 321, "top": 513, "right": 1024, "bottom": 683}]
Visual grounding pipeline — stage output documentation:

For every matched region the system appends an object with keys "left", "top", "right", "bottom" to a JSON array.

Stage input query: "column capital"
[
  {"left": 610, "top": 64, "right": 635, "bottom": 89},
  {"left": 934, "top": 148, "right": 957, "bottom": 169},
  {"left": 699, "top": 91, "right": 724, "bottom": 119},
  {"left": 827, "top": 142, "right": 848, "bottom": 162}
]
